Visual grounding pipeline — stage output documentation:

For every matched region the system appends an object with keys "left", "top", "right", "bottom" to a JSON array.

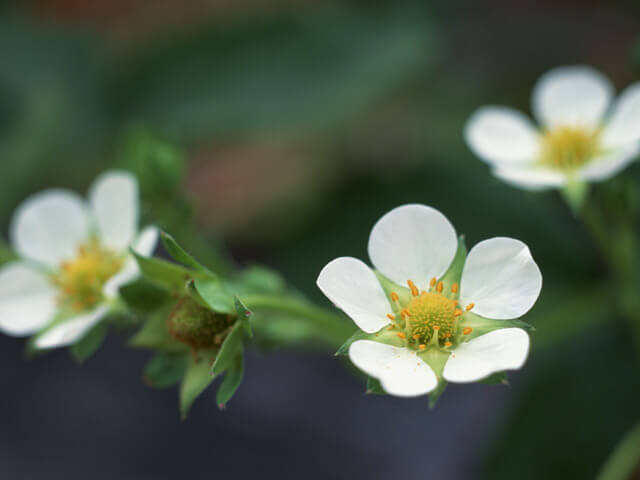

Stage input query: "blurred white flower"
[
  {"left": 465, "top": 66, "right": 640, "bottom": 190},
  {"left": 0, "top": 171, "right": 158, "bottom": 349},
  {"left": 317, "top": 204, "right": 541, "bottom": 397}
]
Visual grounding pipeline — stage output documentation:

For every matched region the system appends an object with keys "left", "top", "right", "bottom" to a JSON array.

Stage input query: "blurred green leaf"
[
  {"left": 216, "top": 354, "right": 244, "bottom": 408},
  {"left": 365, "top": 376, "right": 385, "bottom": 395},
  {"left": 161, "top": 232, "right": 213, "bottom": 275},
  {"left": 234, "top": 296, "right": 253, "bottom": 337},
  {"left": 192, "top": 277, "right": 235, "bottom": 314},
  {"left": 119, "top": 279, "right": 171, "bottom": 313},
  {"left": 481, "top": 371, "right": 509, "bottom": 385},
  {"left": 211, "top": 322, "right": 244, "bottom": 376},
  {"left": 70, "top": 322, "right": 107, "bottom": 363},
  {"left": 236, "top": 265, "right": 286, "bottom": 294},
  {"left": 116, "top": 10, "right": 433, "bottom": 141},
  {"left": 179, "top": 349, "right": 217, "bottom": 419},
  {"left": 143, "top": 352, "right": 189, "bottom": 389},
  {"left": 132, "top": 251, "right": 198, "bottom": 292},
  {"left": 596, "top": 421, "right": 640, "bottom": 480}
]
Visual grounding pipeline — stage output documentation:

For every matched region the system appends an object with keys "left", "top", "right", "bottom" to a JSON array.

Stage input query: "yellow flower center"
[
  {"left": 539, "top": 126, "right": 601, "bottom": 171},
  {"left": 405, "top": 292, "right": 457, "bottom": 345},
  {"left": 51, "top": 239, "right": 124, "bottom": 312}
]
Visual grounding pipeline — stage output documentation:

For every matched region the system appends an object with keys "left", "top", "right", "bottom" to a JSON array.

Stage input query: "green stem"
[
  {"left": 596, "top": 421, "right": 640, "bottom": 480},
  {"left": 241, "top": 294, "right": 353, "bottom": 348}
]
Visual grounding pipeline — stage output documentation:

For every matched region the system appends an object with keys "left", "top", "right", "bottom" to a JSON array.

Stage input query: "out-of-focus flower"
[
  {"left": 317, "top": 204, "right": 541, "bottom": 397},
  {"left": 0, "top": 171, "right": 157, "bottom": 349},
  {"left": 465, "top": 66, "right": 640, "bottom": 190}
]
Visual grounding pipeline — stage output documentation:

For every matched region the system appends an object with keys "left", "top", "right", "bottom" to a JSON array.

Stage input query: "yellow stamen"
[
  {"left": 386, "top": 314, "right": 395, "bottom": 321},
  {"left": 432, "top": 325, "right": 440, "bottom": 331},
  {"left": 465, "top": 303, "right": 474, "bottom": 311},
  {"left": 436, "top": 281, "right": 443, "bottom": 293},
  {"left": 412, "top": 334, "right": 420, "bottom": 340},
  {"left": 454, "top": 308, "right": 463, "bottom": 317},
  {"left": 451, "top": 283, "right": 459, "bottom": 293},
  {"left": 390, "top": 292, "right": 399, "bottom": 302},
  {"left": 400, "top": 308, "right": 411, "bottom": 317},
  {"left": 463, "top": 327, "right": 473, "bottom": 335},
  {"left": 419, "top": 344, "right": 426, "bottom": 350},
  {"left": 444, "top": 341, "right": 452, "bottom": 347},
  {"left": 407, "top": 280, "right": 419, "bottom": 297},
  {"left": 397, "top": 332, "right": 406, "bottom": 339},
  {"left": 429, "top": 277, "right": 436, "bottom": 287}
]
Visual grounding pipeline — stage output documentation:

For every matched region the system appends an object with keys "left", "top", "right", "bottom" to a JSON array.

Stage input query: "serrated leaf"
[
  {"left": 144, "top": 352, "right": 189, "bottom": 389},
  {"left": 129, "top": 305, "right": 187, "bottom": 352},
  {"left": 216, "top": 354, "right": 244, "bottom": 408},
  {"left": 179, "top": 349, "right": 217, "bottom": 419},
  {"left": 437, "top": 236, "right": 467, "bottom": 300},
  {"left": 211, "top": 322, "right": 244, "bottom": 376},
  {"left": 161, "top": 231, "right": 213, "bottom": 275},
  {"left": 192, "top": 277, "right": 235, "bottom": 314},
  {"left": 132, "top": 251, "right": 197, "bottom": 292},
  {"left": 366, "top": 376, "right": 385, "bottom": 395},
  {"left": 70, "top": 322, "right": 107, "bottom": 363}
]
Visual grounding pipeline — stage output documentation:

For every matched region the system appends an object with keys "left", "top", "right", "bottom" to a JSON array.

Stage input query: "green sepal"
[
  {"left": 143, "top": 352, "right": 189, "bottom": 389},
  {"left": 234, "top": 296, "right": 253, "bottom": 337},
  {"left": 179, "top": 348, "right": 218, "bottom": 419},
  {"left": 460, "top": 312, "right": 534, "bottom": 342},
  {"left": 132, "top": 250, "right": 198, "bottom": 292},
  {"left": 437, "top": 236, "right": 467, "bottom": 300},
  {"left": 366, "top": 376, "right": 386, "bottom": 395},
  {"left": 335, "top": 327, "right": 404, "bottom": 356},
  {"left": 70, "top": 322, "right": 108, "bottom": 363},
  {"left": 481, "top": 371, "right": 509, "bottom": 385},
  {"left": 192, "top": 277, "right": 236, "bottom": 314},
  {"left": 119, "top": 278, "right": 171, "bottom": 313},
  {"left": 373, "top": 271, "right": 410, "bottom": 314},
  {"left": 161, "top": 231, "right": 213, "bottom": 275},
  {"left": 129, "top": 305, "right": 187, "bottom": 352},
  {"left": 210, "top": 321, "right": 245, "bottom": 376},
  {"left": 216, "top": 354, "right": 244, "bottom": 408},
  {"left": 417, "top": 347, "right": 451, "bottom": 408}
]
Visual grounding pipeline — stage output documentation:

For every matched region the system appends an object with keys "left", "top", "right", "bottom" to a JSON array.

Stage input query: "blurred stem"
[
  {"left": 241, "top": 294, "right": 352, "bottom": 348},
  {"left": 596, "top": 421, "right": 640, "bottom": 480}
]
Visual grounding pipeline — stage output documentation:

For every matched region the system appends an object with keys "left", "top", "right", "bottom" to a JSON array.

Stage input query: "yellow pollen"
[
  {"left": 419, "top": 344, "right": 426, "bottom": 350},
  {"left": 465, "top": 303, "right": 475, "bottom": 311},
  {"left": 400, "top": 308, "right": 411, "bottom": 317},
  {"left": 444, "top": 341, "right": 452, "bottom": 347},
  {"left": 436, "top": 281, "right": 443, "bottom": 293},
  {"left": 50, "top": 238, "right": 124, "bottom": 312},
  {"left": 390, "top": 292, "right": 399, "bottom": 302},
  {"left": 463, "top": 327, "right": 473, "bottom": 335},
  {"left": 397, "top": 332, "right": 406, "bottom": 339},
  {"left": 451, "top": 283, "right": 459, "bottom": 293},
  {"left": 407, "top": 280, "right": 419, "bottom": 297},
  {"left": 432, "top": 325, "right": 440, "bottom": 331},
  {"left": 386, "top": 314, "right": 395, "bottom": 321},
  {"left": 403, "top": 291, "right": 457, "bottom": 348},
  {"left": 454, "top": 308, "right": 463, "bottom": 317},
  {"left": 430, "top": 277, "right": 436, "bottom": 287},
  {"left": 539, "top": 126, "right": 601, "bottom": 171}
]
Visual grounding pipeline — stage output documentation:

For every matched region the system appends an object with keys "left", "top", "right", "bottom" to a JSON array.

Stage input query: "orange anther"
[
  {"left": 407, "top": 280, "right": 419, "bottom": 296},
  {"left": 444, "top": 341, "right": 452, "bottom": 347},
  {"left": 465, "top": 303, "right": 475, "bottom": 311},
  {"left": 386, "top": 314, "right": 395, "bottom": 321},
  {"left": 436, "top": 281, "right": 443, "bottom": 293},
  {"left": 463, "top": 327, "right": 473, "bottom": 335},
  {"left": 454, "top": 308, "right": 463, "bottom": 317},
  {"left": 432, "top": 325, "right": 440, "bottom": 331},
  {"left": 412, "top": 334, "right": 420, "bottom": 340},
  {"left": 451, "top": 283, "right": 459, "bottom": 293},
  {"left": 430, "top": 277, "right": 437, "bottom": 287},
  {"left": 391, "top": 292, "right": 399, "bottom": 302},
  {"left": 397, "top": 332, "right": 406, "bottom": 339},
  {"left": 400, "top": 308, "right": 411, "bottom": 317},
  {"left": 419, "top": 344, "right": 426, "bottom": 350}
]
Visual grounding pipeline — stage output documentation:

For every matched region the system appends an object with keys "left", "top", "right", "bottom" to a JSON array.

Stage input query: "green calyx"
[{"left": 168, "top": 296, "right": 237, "bottom": 351}]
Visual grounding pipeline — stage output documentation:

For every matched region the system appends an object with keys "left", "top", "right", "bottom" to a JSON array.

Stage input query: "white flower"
[
  {"left": 317, "top": 204, "right": 542, "bottom": 397},
  {"left": 0, "top": 171, "right": 158, "bottom": 349},
  {"left": 464, "top": 65, "right": 640, "bottom": 190}
]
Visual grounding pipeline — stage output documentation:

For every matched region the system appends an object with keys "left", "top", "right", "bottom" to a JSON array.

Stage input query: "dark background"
[{"left": 1, "top": 1, "right": 640, "bottom": 479}]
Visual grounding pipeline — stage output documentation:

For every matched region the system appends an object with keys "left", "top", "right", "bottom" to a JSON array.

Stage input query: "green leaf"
[
  {"left": 129, "top": 306, "right": 187, "bottom": 352},
  {"left": 481, "top": 371, "right": 509, "bottom": 385},
  {"left": 234, "top": 296, "right": 253, "bottom": 337},
  {"left": 236, "top": 265, "right": 286, "bottom": 294},
  {"left": 211, "top": 322, "right": 244, "bottom": 376},
  {"left": 119, "top": 278, "right": 171, "bottom": 313},
  {"left": 216, "top": 354, "right": 245, "bottom": 408},
  {"left": 365, "top": 376, "right": 385, "bottom": 395},
  {"left": 460, "top": 313, "right": 534, "bottom": 342},
  {"left": 132, "top": 251, "right": 197, "bottom": 292},
  {"left": 70, "top": 322, "right": 107, "bottom": 363},
  {"left": 373, "top": 271, "right": 410, "bottom": 314},
  {"left": 428, "top": 380, "right": 448, "bottom": 409},
  {"left": 179, "top": 349, "right": 217, "bottom": 419},
  {"left": 417, "top": 347, "right": 450, "bottom": 408},
  {"left": 143, "top": 352, "right": 189, "bottom": 389},
  {"left": 192, "top": 277, "right": 235, "bottom": 314},
  {"left": 335, "top": 327, "right": 404, "bottom": 356},
  {"left": 161, "top": 231, "right": 212, "bottom": 275},
  {"left": 437, "top": 236, "right": 467, "bottom": 300}
]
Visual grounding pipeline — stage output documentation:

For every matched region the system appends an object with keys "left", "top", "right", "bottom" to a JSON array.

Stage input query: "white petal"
[
  {"left": 492, "top": 166, "right": 567, "bottom": 190},
  {"left": 89, "top": 170, "right": 139, "bottom": 252},
  {"left": 443, "top": 328, "right": 529, "bottom": 383},
  {"left": 34, "top": 305, "right": 108, "bottom": 349},
  {"left": 603, "top": 82, "right": 640, "bottom": 148},
  {"left": 10, "top": 190, "right": 90, "bottom": 267},
  {"left": 368, "top": 204, "right": 457, "bottom": 292},
  {"left": 578, "top": 145, "right": 640, "bottom": 182},
  {"left": 349, "top": 340, "right": 438, "bottom": 397},
  {"left": 460, "top": 237, "right": 542, "bottom": 320},
  {"left": 132, "top": 226, "right": 159, "bottom": 257},
  {"left": 0, "top": 263, "right": 57, "bottom": 336},
  {"left": 532, "top": 65, "right": 613, "bottom": 129},
  {"left": 464, "top": 106, "right": 540, "bottom": 166},
  {"left": 317, "top": 257, "right": 391, "bottom": 333}
]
